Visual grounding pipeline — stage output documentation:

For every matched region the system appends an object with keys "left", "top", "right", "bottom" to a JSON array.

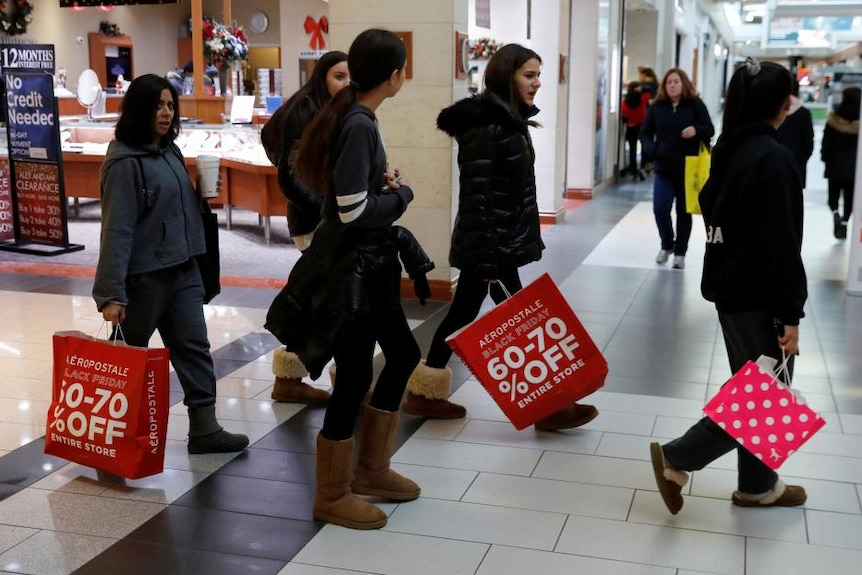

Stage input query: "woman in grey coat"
[{"left": 93, "top": 74, "right": 248, "bottom": 454}]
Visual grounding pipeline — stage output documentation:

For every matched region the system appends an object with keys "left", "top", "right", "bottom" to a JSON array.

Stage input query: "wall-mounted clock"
[{"left": 249, "top": 10, "right": 269, "bottom": 34}]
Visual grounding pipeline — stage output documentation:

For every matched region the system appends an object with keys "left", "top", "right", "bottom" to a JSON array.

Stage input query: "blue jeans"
[{"left": 653, "top": 173, "right": 691, "bottom": 256}]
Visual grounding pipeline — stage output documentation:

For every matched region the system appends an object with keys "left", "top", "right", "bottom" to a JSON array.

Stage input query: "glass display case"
[{"left": 59, "top": 120, "right": 285, "bottom": 242}]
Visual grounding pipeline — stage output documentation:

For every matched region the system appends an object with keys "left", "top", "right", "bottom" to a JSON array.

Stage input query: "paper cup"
[{"left": 196, "top": 155, "right": 220, "bottom": 198}]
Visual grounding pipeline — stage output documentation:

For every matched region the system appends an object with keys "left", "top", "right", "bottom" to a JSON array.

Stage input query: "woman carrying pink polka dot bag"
[{"left": 703, "top": 354, "right": 826, "bottom": 470}]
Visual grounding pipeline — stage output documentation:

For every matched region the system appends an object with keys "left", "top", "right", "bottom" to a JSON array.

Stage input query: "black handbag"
[{"left": 197, "top": 200, "right": 221, "bottom": 303}]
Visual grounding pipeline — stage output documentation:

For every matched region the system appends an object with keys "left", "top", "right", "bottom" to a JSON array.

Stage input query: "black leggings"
[
  {"left": 624, "top": 124, "right": 642, "bottom": 173},
  {"left": 426, "top": 266, "right": 523, "bottom": 369},
  {"left": 322, "top": 269, "right": 421, "bottom": 440},
  {"left": 828, "top": 178, "right": 855, "bottom": 221}
]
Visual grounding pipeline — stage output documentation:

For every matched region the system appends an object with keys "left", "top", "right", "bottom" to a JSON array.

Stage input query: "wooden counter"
[
  {"left": 60, "top": 153, "right": 280, "bottom": 242},
  {"left": 220, "top": 158, "right": 286, "bottom": 243}
]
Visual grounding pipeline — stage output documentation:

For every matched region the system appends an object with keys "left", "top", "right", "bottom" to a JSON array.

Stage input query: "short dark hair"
[
  {"left": 722, "top": 59, "right": 792, "bottom": 135},
  {"left": 481, "top": 43, "right": 542, "bottom": 125},
  {"left": 835, "top": 87, "right": 861, "bottom": 122},
  {"left": 115, "top": 74, "right": 181, "bottom": 147}
]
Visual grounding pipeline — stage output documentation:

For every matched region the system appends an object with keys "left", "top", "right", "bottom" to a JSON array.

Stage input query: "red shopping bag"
[
  {"left": 44, "top": 331, "right": 170, "bottom": 479},
  {"left": 447, "top": 273, "right": 608, "bottom": 429},
  {"left": 703, "top": 356, "right": 825, "bottom": 470}
]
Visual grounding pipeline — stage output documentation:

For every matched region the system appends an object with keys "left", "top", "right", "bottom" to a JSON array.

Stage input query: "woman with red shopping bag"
[
  {"left": 650, "top": 59, "right": 808, "bottom": 514},
  {"left": 93, "top": 74, "right": 248, "bottom": 454},
  {"left": 403, "top": 44, "right": 599, "bottom": 430},
  {"left": 288, "top": 29, "right": 422, "bottom": 530}
]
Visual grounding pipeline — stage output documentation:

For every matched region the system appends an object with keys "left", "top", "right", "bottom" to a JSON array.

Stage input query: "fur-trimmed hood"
[
  {"left": 826, "top": 111, "right": 859, "bottom": 135},
  {"left": 436, "top": 93, "right": 538, "bottom": 137}
]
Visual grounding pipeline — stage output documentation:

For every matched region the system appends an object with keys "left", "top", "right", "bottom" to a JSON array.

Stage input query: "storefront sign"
[
  {"left": 0, "top": 159, "right": 12, "bottom": 242},
  {"left": 0, "top": 44, "right": 81, "bottom": 255}
]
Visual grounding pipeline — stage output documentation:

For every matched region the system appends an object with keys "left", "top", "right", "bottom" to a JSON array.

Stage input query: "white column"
[
  {"left": 566, "top": 0, "right": 600, "bottom": 194},
  {"left": 327, "top": 0, "right": 469, "bottom": 286},
  {"left": 846, "top": 126, "right": 862, "bottom": 295},
  {"left": 531, "top": 0, "right": 567, "bottom": 221}
]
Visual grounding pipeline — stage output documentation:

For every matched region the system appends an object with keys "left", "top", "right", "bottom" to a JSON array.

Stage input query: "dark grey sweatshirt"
[{"left": 92, "top": 140, "right": 205, "bottom": 310}]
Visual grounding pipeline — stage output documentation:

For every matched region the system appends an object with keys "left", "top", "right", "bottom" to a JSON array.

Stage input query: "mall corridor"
[{"left": 1, "top": 155, "right": 861, "bottom": 574}]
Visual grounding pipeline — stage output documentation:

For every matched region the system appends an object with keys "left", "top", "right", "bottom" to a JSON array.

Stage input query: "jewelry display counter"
[{"left": 59, "top": 120, "right": 285, "bottom": 242}]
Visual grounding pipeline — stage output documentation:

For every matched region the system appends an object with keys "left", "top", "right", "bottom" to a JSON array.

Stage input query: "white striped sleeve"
[{"left": 337, "top": 190, "right": 368, "bottom": 223}]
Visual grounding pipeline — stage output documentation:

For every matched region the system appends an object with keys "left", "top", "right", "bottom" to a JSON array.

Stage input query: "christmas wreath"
[{"left": 0, "top": 1, "right": 34, "bottom": 37}]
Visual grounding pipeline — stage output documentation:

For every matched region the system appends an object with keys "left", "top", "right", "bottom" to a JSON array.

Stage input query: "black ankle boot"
[
  {"left": 833, "top": 211, "right": 845, "bottom": 239},
  {"left": 187, "top": 405, "right": 249, "bottom": 454}
]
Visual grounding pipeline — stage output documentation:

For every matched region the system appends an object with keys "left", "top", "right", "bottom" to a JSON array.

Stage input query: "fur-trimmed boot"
[
  {"left": 314, "top": 433, "right": 388, "bottom": 530},
  {"left": 352, "top": 406, "right": 420, "bottom": 501},
  {"left": 271, "top": 348, "right": 330, "bottom": 405},
  {"left": 402, "top": 361, "right": 466, "bottom": 419},
  {"left": 329, "top": 363, "right": 372, "bottom": 414},
  {"left": 187, "top": 405, "right": 249, "bottom": 454}
]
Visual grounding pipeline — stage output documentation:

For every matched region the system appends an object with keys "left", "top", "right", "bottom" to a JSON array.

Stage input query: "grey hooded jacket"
[{"left": 92, "top": 140, "right": 205, "bottom": 311}]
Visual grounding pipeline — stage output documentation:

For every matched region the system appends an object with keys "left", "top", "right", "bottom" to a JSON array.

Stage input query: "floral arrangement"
[
  {"left": 201, "top": 17, "right": 248, "bottom": 67},
  {"left": 0, "top": 0, "right": 35, "bottom": 37},
  {"left": 468, "top": 37, "right": 500, "bottom": 60},
  {"left": 99, "top": 20, "right": 122, "bottom": 37}
]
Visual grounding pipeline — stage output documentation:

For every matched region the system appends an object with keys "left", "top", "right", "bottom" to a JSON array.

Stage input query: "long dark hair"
[
  {"left": 655, "top": 68, "right": 698, "bottom": 103},
  {"left": 284, "top": 50, "right": 348, "bottom": 128},
  {"left": 115, "top": 74, "right": 180, "bottom": 147},
  {"left": 482, "top": 43, "right": 542, "bottom": 126},
  {"left": 835, "top": 87, "right": 861, "bottom": 122},
  {"left": 721, "top": 58, "right": 792, "bottom": 136},
  {"left": 293, "top": 29, "right": 406, "bottom": 197}
]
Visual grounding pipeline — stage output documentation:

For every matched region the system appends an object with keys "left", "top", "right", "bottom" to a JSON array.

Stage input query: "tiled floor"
[{"left": 1, "top": 136, "right": 862, "bottom": 574}]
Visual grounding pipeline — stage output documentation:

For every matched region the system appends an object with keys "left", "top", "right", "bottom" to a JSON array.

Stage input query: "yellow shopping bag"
[{"left": 684, "top": 142, "right": 710, "bottom": 215}]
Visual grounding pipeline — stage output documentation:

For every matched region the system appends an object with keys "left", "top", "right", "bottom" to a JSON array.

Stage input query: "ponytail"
[
  {"left": 292, "top": 85, "right": 357, "bottom": 197},
  {"left": 722, "top": 58, "right": 791, "bottom": 137}
]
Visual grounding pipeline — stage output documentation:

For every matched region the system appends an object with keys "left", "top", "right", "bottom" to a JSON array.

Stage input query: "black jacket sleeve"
[
  {"left": 693, "top": 98, "right": 715, "bottom": 146},
  {"left": 277, "top": 110, "right": 323, "bottom": 216},
  {"left": 757, "top": 151, "right": 807, "bottom": 325},
  {"left": 639, "top": 106, "right": 657, "bottom": 159}
]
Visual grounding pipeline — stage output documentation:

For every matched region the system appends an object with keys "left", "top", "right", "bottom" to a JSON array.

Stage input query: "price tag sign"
[
  {"left": 447, "top": 273, "right": 608, "bottom": 429},
  {"left": 45, "top": 331, "right": 170, "bottom": 479}
]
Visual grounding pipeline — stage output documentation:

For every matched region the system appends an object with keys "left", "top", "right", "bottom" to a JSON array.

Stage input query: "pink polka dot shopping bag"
[{"left": 703, "top": 354, "right": 825, "bottom": 470}]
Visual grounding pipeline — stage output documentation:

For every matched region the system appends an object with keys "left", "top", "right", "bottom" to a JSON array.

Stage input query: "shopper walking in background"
[
  {"left": 290, "top": 29, "right": 421, "bottom": 530},
  {"left": 621, "top": 80, "right": 649, "bottom": 181},
  {"left": 776, "top": 78, "right": 814, "bottom": 189},
  {"left": 404, "top": 44, "right": 599, "bottom": 430},
  {"left": 821, "top": 86, "right": 860, "bottom": 240},
  {"left": 263, "top": 51, "right": 349, "bottom": 406},
  {"left": 94, "top": 74, "right": 249, "bottom": 454},
  {"left": 650, "top": 59, "right": 807, "bottom": 515},
  {"left": 639, "top": 67, "right": 714, "bottom": 270}
]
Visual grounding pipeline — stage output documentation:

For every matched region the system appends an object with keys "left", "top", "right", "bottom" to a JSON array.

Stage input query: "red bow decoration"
[{"left": 304, "top": 16, "right": 329, "bottom": 50}]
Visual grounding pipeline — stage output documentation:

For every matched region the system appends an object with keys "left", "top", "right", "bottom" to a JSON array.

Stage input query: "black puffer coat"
[
  {"left": 821, "top": 111, "right": 860, "bottom": 181},
  {"left": 436, "top": 94, "right": 544, "bottom": 280}
]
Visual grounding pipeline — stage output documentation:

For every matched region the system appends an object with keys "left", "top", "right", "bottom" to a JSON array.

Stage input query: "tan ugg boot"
[
  {"left": 402, "top": 361, "right": 466, "bottom": 419},
  {"left": 313, "top": 433, "right": 388, "bottom": 530},
  {"left": 329, "top": 363, "right": 372, "bottom": 414},
  {"left": 271, "top": 348, "right": 330, "bottom": 405},
  {"left": 352, "top": 406, "right": 420, "bottom": 501}
]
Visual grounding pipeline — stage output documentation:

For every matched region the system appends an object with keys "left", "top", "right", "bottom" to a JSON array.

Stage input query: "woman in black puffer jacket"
[
  {"left": 821, "top": 87, "right": 860, "bottom": 239},
  {"left": 403, "top": 44, "right": 599, "bottom": 431}
]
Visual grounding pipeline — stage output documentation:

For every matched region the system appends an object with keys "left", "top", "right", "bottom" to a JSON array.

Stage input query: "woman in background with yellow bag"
[{"left": 639, "top": 68, "right": 714, "bottom": 270}]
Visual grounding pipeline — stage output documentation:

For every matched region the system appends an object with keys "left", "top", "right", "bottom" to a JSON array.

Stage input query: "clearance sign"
[{"left": 0, "top": 44, "right": 82, "bottom": 255}]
